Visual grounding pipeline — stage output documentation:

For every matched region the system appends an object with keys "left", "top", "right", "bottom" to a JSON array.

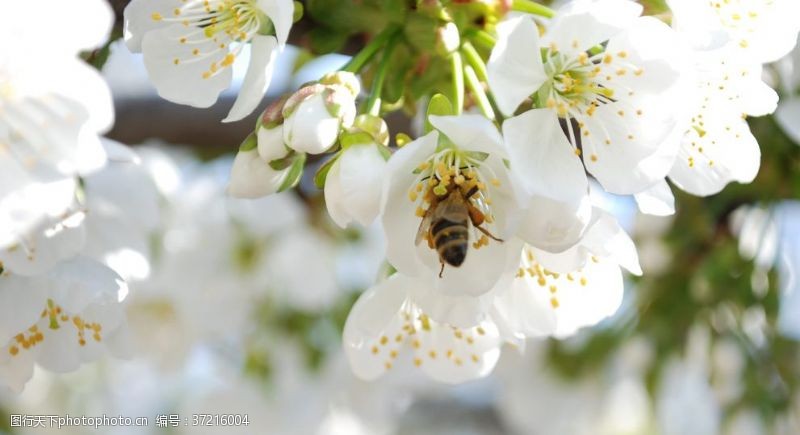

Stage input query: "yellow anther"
[
  {"left": 580, "top": 277, "right": 587, "bottom": 286},
  {"left": 380, "top": 336, "right": 389, "bottom": 345},
  {"left": 476, "top": 327, "right": 486, "bottom": 336},
  {"left": 414, "top": 358, "right": 423, "bottom": 367},
  {"left": 416, "top": 207, "right": 426, "bottom": 217},
  {"left": 221, "top": 53, "right": 236, "bottom": 67},
  {"left": 371, "top": 346, "right": 379, "bottom": 354},
  {"left": 550, "top": 298, "right": 560, "bottom": 308},
  {"left": 590, "top": 154, "right": 598, "bottom": 162},
  {"left": 9, "top": 346, "right": 19, "bottom": 356},
  {"left": 173, "top": 8, "right": 181, "bottom": 15},
  {"left": 151, "top": 12, "right": 163, "bottom": 21},
  {"left": 603, "top": 54, "right": 613, "bottom": 64},
  {"left": 490, "top": 178, "right": 500, "bottom": 187}
]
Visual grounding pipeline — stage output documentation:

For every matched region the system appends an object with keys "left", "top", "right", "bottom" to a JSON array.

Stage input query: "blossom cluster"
[
  {"left": 2, "top": 0, "right": 800, "bottom": 393},
  {"left": 217, "top": 0, "right": 799, "bottom": 383}
]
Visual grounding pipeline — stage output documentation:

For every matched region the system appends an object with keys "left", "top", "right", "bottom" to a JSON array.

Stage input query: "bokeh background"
[{"left": 2, "top": 0, "right": 800, "bottom": 434}]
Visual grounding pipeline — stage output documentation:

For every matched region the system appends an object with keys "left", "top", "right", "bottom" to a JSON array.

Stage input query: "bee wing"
[
  {"left": 415, "top": 209, "right": 433, "bottom": 246},
  {"left": 437, "top": 193, "right": 471, "bottom": 225}
]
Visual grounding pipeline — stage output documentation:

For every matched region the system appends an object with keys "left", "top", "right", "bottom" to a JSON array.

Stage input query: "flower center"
[
  {"left": 150, "top": 0, "right": 267, "bottom": 79},
  {"left": 408, "top": 148, "right": 501, "bottom": 250},
  {"left": 5, "top": 299, "right": 105, "bottom": 358},
  {"left": 535, "top": 46, "right": 647, "bottom": 162}
]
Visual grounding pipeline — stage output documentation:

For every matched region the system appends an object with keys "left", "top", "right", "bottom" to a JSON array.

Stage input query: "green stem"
[
  {"left": 464, "top": 65, "right": 495, "bottom": 121},
  {"left": 461, "top": 43, "right": 488, "bottom": 83},
  {"left": 450, "top": 51, "right": 464, "bottom": 115},
  {"left": 365, "top": 33, "right": 400, "bottom": 116},
  {"left": 511, "top": 0, "right": 555, "bottom": 18},
  {"left": 468, "top": 30, "right": 497, "bottom": 51},
  {"left": 342, "top": 25, "right": 401, "bottom": 74}
]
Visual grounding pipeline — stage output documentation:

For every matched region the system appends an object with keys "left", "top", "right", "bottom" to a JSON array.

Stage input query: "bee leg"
[
  {"left": 439, "top": 262, "right": 445, "bottom": 278},
  {"left": 476, "top": 225, "right": 503, "bottom": 242}
]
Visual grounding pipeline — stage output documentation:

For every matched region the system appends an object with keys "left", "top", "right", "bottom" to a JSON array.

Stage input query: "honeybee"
[{"left": 416, "top": 184, "right": 503, "bottom": 277}]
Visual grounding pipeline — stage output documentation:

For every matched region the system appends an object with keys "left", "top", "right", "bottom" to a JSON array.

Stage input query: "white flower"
[
  {"left": 282, "top": 72, "right": 360, "bottom": 154},
  {"left": 343, "top": 273, "right": 508, "bottom": 384},
  {"left": 0, "top": 257, "right": 129, "bottom": 393},
  {"left": 668, "top": 0, "right": 800, "bottom": 64},
  {"left": 123, "top": 0, "right": 294, "bottom": 122},
  {"left": 1, "top": 0, "right": 115, "bottom": 263},
  {"left": 324, "top": 115, "right": 390, "bottom": 228},
  {"left": 381, "top": 114, "right": 524, "bottom": 298},
  {"left": 227, "top": 125, "right": 292, "bottom": 198},
  {"left": 493, "top": 207, "right": 641, "bottom": 338},
  {"left": 667, "top": 43, "right": 777, "bottom": 196},
  {"left": 488, "top": 2, "right": 689, "bottom": 194}
]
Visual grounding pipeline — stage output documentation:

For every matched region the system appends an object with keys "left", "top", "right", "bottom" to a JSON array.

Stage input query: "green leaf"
[
  {"left": 377, "top": 145, "right": 392, "bottom": 160},
  {"left": 278, "top": 154, "right": 307, "bottom": 192},
  {"left": 425, "top": 93, "right": 453, "bottom": 133},
  {"left": 268, "top": 151, "right": 297, "bottom": 170},
  {"left": 239, "top": 133, "right": 258, "bottom": 152},
  {"left": 314, "top": 152, "right": 342, "bottom": 189}
]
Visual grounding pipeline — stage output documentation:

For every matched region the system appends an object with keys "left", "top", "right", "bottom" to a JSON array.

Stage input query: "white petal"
[
  {"left": 142, "top": 24, "right": 233, "bottom": 107},
  {"left": 414, "top": 316, "right": 502, "bottom": 384},
  {"left": 283, "top": 94, "right": 344, "bottom": 154},
  {"left": 548, "top": 255, "right": 624, "bottom": 338},
  {"left": 48, "top": 257, "right": 128, "bottom": 315},
  {"left": 517, "top": 194, "right": 591, "bottom": 253},
  {"left": 224, "top": 35, "right": 279, "bottom": 123},
  {"left": 492, "top": 271, "right": 558, "bottom": 337},
  {"left": 429, "top": 114, "right": 506, "bottom": 157},
  {"left": 51, "top": 60, "right": 115, "bottom": 134},
  {"left": 123, "top": 0, "right": 170, "bottom": 52},
  {"left": 0, "top": 212, "right": 87, "bottom": 276},
  {"left": 0, "top": 275, "right": 49, "bottom": 345},
  {"left": 325, "top": 144, "right": 386, "bottom": 228},
  {"left": 257, "top": 124, "right": 288, "bottom": 161},
  {"left": 668, "top": 107, "right": 760, "bottom": 196},
  {"left": 257, "top": 0, "right": 295, "bottom": 46},
  {"left": 0, "top": 343, "right": 36, "bottom": 394},
  {"left": 777, "top": 98, "right": 800, "bottom": 145},
  {"left": 545, "top": 0, "right": 642, "bottom": 57},
  {"left": 342, "top": 274, "right": 410, "bottom": 381},
  {"left": 227, "top": 149, "right": 288, "bottom": 198},
  {"left": 583, "top": 97, "right": 682, "bottom": 195},
  {"left": 634, "top": 179, "right": 675, "bottom": 217},
  {"left": 407, "top": 282, "right": 492, "bottom": 328},
  {"left": 487, "top": 16, "right": 547, "bottom": 116},
  {"left": 579, "top": 208, "right": 642, "bottom": 276},
  {"left": 503, "top": 109, "right": 588, "bottom": 203},
  {"left": 425, "top": 236, "right": 523, "bottom": 298},
  {"left": 381, "top": 132, "right": 440, "bottom": 277}
]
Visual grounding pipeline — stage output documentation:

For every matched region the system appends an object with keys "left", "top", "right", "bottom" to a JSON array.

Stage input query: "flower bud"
[
  {"left": 282, "top": 73, "right": 360, "bottom": 155},
  {"left": 324, "top": 116, "right": 390, "bottom": 228},
  {"left": 228, "top": 126, "right": 291, "bottom": 198}
]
